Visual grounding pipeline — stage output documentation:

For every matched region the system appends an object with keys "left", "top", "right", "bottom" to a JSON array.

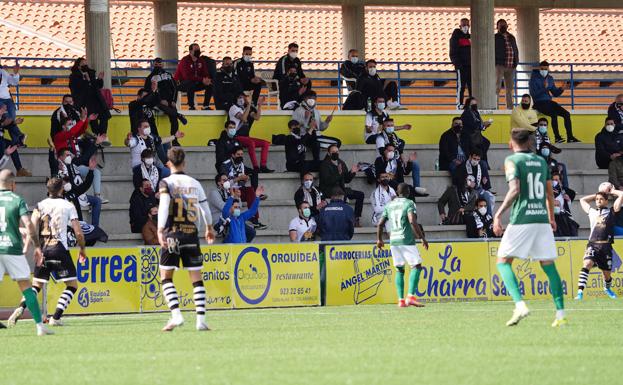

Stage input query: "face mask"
[
  {"left": 144, "top": 186, "right": 153, "bottom": 195},
  {"left": 377, "top": 102, "right": 386, "bottom": 110},
  {"left": 466, "top": 181, "right": 475, "bottom": 189},
  {"left": 368, "top": 68, "right": 377, "bottom": 76},
  {"left": 306, "top": 99, "right": 316, "bottom": 107},
  {"left": 63, "top": 155, "right": 73, "bottom": 165},
  {"left": 617, "top": 103, "right": 623, "bottom": 109},
  {"left": 541, "top": 148, "right": 551, "bottom": 157},
  {"left": 233, "top": 156, "right": 243, "bottom": 164},
  {"left": 288, "top": 73, "right": 297, "bottom": 79},
  {"left": 521, "top": 103, "right": 530, "bottom": 110},
  {"left": 302, "top": 208, "right": 311, "bottom": 218},
  {"left": 380, "top": 179, "right": 389, "bottom": 186},
  {"left": 233, "top": 208, "right": 241, "bottom": 217},
  {"left": 222, "top": 180, "right": 231, "bottom": 190},
  {"left": 144, "top": 158, "right": 154, "bottom": 166},
  {"left": 243, "top": 55, "right": 252, "bottom": 62},
  {"left": 303, "top": 180, "right": 313, "bottom": 189},
  {"left": 606, "top": 124, "right": 615, "bottom": 133},
  {"left": 193, "top": 50, "right": 201, "bottom": 58},
  {"left": 552, "top": 180, "right": 559, "bottom": 188},
  {"left": 461, "top": 26, "right": 469, "bottom": 34},
  {"left": 499, "top": 25, "right": 508, "bottom": 33},
  {"left": 289, "top": 52, "right": 298, "bottom": 59},
  {"left": 63, "top": 183, "right": 72, "bottom": 192},
  {"left": 227, "top": 128, "right": 237, "bottom": 138},
  {"left": 453, "top": 124, "right": 462, "bottom": 132},
  {"left": 350, "top": 57, "right": 359, "bottom": 64},
  {"left": 478, "top": 207, "right": 487, "bottom": 216},
  {"left": 538, "top": 125, "right": 548, "bottom": 134},
  {"left": 143, "top": 127, "right": 151, "bottom": 136},
  {"left": 151, "top": 214, "right": 158, "bottom": 222},
  {"left": 470, "top": 104, "right": 478, "bottom": 111},
  {"left": 65, "top": 120, "right": 76, "bottom": 130},
  {"left": 385, "top": 152, "right": 393, "bottom": 161},
  {"left": 223, "top": 65, "right": 233, "bottom": 73},
  {"left": 470, "top": 159, "right": 479, "bottom": 166},
  {"left": 540, "top": 70, "right": 548, "bottom": 78},
  {"left": 385, "top": 126, "right": 395, "bottom": 134},
  {"left": 554, "top": 206, "right": 561, "bottom": 215},
  {"left": 80, "top": 65, "right": 88, "bottom": 71},
  {"left": 330, "top": 153, "right": 339, "bottom": 161},
  {"left": 237, "top": 98, "right": 245, "bottom": 106}
]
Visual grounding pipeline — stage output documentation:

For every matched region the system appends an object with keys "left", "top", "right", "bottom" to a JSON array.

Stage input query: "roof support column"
[
  {"left": 342, "top": 4, "right": 365, "bottom": 59},
  {"left": 470, "top": 0, "right": 496, "bottom": 110},
  {"left": 516, "top": 6, "right": 540, "bottom": 100},
  {"left": 154, "top": 0, "right": 179, "bottom": 63},
  {"left": 85, "top": 0, "right": 111, "bottom": 88}
]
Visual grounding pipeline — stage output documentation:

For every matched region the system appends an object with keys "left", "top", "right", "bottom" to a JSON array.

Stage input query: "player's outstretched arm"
[
  {"left": 71, "top": 219, "right": 87, "bottom": 262},
  {"left": 376, "top": 217, "right": 387, "bottom": 249},
  {"left": 408, "top": 212, "right": 428, "bottom": 250},
  {"left": 545, "top": 180, "right": 557, "bottom": 232},
  {"left": 611, "top": 189, "right": 623, "bottom": 213},
  {"left": 579, "top": 194, "right": 596, "bottom": 214},
  {"left": 21, "top": 213, "right": 42, "bottom": 267},
  {"left": 493, "top": 179, "right": 520, "bottom": 236}
]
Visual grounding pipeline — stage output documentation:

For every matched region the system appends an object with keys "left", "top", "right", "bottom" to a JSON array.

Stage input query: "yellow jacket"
[{"left": 510, "top": 106, "right": 538, "bottom": 132}]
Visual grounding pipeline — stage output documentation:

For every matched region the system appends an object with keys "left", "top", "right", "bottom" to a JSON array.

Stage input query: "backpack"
[{"left": 100, "top": 88, "right": 121, "bottom": 113}]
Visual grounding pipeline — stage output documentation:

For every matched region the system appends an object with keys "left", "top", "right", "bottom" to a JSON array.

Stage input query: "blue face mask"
[
  {"left": 233, "top": 208, "right": 241, "bottom": 217},
  {"left": 302, "top": 208, "right": 311, "bottom": 218},
  {"left": 541, "top": 148, "right": 550, "bottom": 157},
  {"left": 538, "top": 125, "right": 548, "bottom": 134},
  {"left": 227, "top": 128, "right": 237, "bottom": 138}
]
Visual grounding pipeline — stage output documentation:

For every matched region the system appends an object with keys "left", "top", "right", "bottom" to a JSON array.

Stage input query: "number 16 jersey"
[{"left": 504, "top": 151, "right": 551, "bottom": 225}]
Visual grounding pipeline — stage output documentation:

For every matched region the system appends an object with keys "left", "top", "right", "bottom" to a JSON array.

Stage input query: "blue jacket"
[
  {"left": 317, "top": 200, "right": 355, "bottom": 241},
  {"left": 222, "top": 196, "right": 260, "bottom": 244},
  {"left": 529, "top": 69, "right": 564, "bottom": 103}
]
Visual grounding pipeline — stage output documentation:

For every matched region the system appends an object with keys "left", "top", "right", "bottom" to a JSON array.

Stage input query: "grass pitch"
[{"left": 1, "top": 299, "right": 622, "bottom": 385}]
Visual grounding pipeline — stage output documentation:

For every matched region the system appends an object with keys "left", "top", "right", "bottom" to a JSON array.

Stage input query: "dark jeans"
[
  {"left": 86, "top": 195, "right": 102, "bottom": 227},
  {"left": 178, "top": 80, "right": 212, "bottom": 108},
  {"left": 456, "top": 65, "right": 472, "bottom": 106},
  {"left": 156, "top": 101, "right": 180, "bottom": 136},
  {"left": 48, "top": 149, "right": 59, "bottom": 177},
  {"left": 383, "top": 80, "right": 398, "bottom": 102},
  {"left": 533, "top": 100, "right": 573, "bottom": 139},
  {"left": 89, "top": 115, "right": 109, "bottom": 135},
  {"left": 346, "top": 188, "right": 364, "bottom": 218},
  {"left": 286, "top": 159, "right": 321, "bottom": 176},
  {"left": 244, "top": 80, "right": 265, "bottom": 106},
  {"left": 0, "top": 136, "right": 22, "bottom": 170}
]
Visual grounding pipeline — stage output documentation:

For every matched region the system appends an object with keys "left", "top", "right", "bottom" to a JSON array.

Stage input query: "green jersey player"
[
  {"left": 493, "top": 130, "right": 566, "bottom": 327},
  {"left": 376, "top": 183, "right": 429, "bottom": 307}
]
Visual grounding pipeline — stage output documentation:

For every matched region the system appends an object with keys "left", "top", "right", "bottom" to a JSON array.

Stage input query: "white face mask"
[
  {"left": 289, "top": 51, "right": 298, "bottom": 59},
  {"left": 306, "top": 99, "right": 316, "bottom": 108},
  {"left": 63, "top": 155, "right": 73, "bottom": 165},
  {"left": 554, "top": 206, "right": 561, "bottom": 215},
  {"left": 368, "top": 68, "right": 377, "bottom": 76},
  {"left": 540, "top": 70, "right": 549, "bottom": 78},
  {"left": 478, "top": 207, "right": 487, "bottom": 216},
  {"left": 385, "top": 126, "right": 395, "bottom": 134},
  {"left": 350, "top": 56, "right": 359, "bottom": 64},
  {"left": 243, "top": 55, "right": 252, "bottom": 62},
  {"left": 538, "top": 125, "right": 548, "bottom": 134},
  {"left": 66, "top": 120, "right": 76, "bottom": 130},
  {"left": 553, "top": 180, "right": 559, "bottom": 187},
  {"left": 227, "top": 128, "right": 237, "bottom": 138},
  {"left": 237, "top": 97, "right": 245, "bottom": 106},
  {"left": 377, "top": 102, "right": 386, "bottom": 110},
  {"left": 461, "top": 26, "right": 469, "bottom": 34},
  {"left": 470, "top": 159, "right": 479, "bottom": 166},
  {"left": 144, "top": 158, "right": 154, "bottom": 166},
  {"left": 222, "top": 180, "right": 231, "bottom": 190},
  {"left": 63, "top": 182, "right": 72, "bottom": 192},
  {"left": 606, "top": 124, "right": 615, "bottom": 133},
  {"left": 142, "top": 127, "right": 151, "bottom": 136},
  {"left": 303, "top": 180, "right": 313, "bottom": 189}
]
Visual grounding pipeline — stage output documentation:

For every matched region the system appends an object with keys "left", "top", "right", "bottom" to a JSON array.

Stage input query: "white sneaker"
[
  {"left": 96, "top": 196, "right": 109, "bottom": 204},
  {"left": 49, "top": 317, "right": 64, "bottom": 327},
  {"left": 506, "top": 307, "right": 530, "bottom": 326},
  {"left": 37, "top": 324, "right": 54, "bottom": 336},
  {"left": 7, "top": 307, "right": 24, "bottom": 327},
  {"left": 387, "top": 101, "right": 401, "bottom": 110},
  {"left": 162, "top": 316, "right": 184, "bottom": 332},
  {"left": 196, "top": 322, "right": 211, "bottom": 331}
]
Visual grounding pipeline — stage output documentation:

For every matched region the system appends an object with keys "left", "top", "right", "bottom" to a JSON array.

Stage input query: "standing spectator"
[
  {"left": 0, "top": 60, "right": 26, "bottom": 147},
  {"left": 214, "top": 56, "right": 243, "bottom": 111},
  {"left": 273, "top": 43, "right": 310, "bottom": 86},
  {"left": 132, "top": 149, "right": 164, "bottom": 191},
  {"left": 285, "top": 120, "right": 320, "bottom": 174},
  {"left": 294, "top": 172, "right": 327, "bottom": 218},
  {"left": 128, "top": 85, "right": 172, "bottom": 158},
  {"left": 494, "top": 19, "right": 518, "bottom": 109},
  {"left": 68, "top": 57, "right": 111, "bottom": 143},
  {"left": 208, "top": 174, "right": 255, "bottom": 241},
  {"left": 174, "top": 43, "right": 212, "bottom": 110},
  {"left": 371, "top": 172, "right": 396, "bottom": 233},
  {"left": 529, "top": 61, "right": 579, "bottom": 143},
  {"left": 125, "top": 119, "right": 180, "bottom": 171},
  {"left": 449, "top": 18, "right": 471, "bottom": 108},
  {"left": 356, "top": 59, "right": 400, "bottom": 110},
  {"left": 460, "top": 97, "right": 492, "bottom": 166},
  {"left": 221, "top": 186, "right": 265, "bottom": 244},
  {"left": 438, "top": 175, "right": 478, "bottom": 225},
  {"left": 58, "top": 151, "right": 101, "bottom": 227},
  {"left": 607, "top": 94, "right": 623, "bottom": 131},
  {"left": 228, "top": 95, "right": 273, "bottom": 172},
  {"left": 129, "top": 179, "right": 158, "bottom": 233},
  {"left": 364, "top": 96, "right": 389, "bottom": 144},
  {"left": 454, "top": 149, "right": 495, "bottom": 216},
  {"left": 510, "top": 94, "right": 538, "bottom": 132},
  {"left": 340, "top": 49, "right": 366, "bottom": 91},
  {"left": 289, "top": 201, "right": 317, "bottom": 242},
  {"left": 438, "top": 117, "right": 467, "bottom": 174},
  {"left": 0, "top": 105, "right": 30, "bottom": 176},
  {"left": 234, "top": 46, "right": 265, "bottom": 106},
  {"left": 141, "top": 204, "right": 159, "bottom": 245},
  {"left": 317, "top": 188, "right": 355, "bottom": 241},
  {"left": 292, "top": 91, "right": 341, "bottom": 160},
  {"left": 279, "top": 65, "right": 308, "bottom": 109},
  {"left": 214, "top": 120, "right": 242, "bottom": 171},
  {"left": 595, "top": 117, "right": 623, "bottom": 169},
  {"left": 466, "top": 198, "right": 494, "bottom": 238},
  {"left": 144, "top": 57, "right": 187, "bottom": 137},
  {"left": 319, "top": 145, "right": 364, "bottom": 227}
]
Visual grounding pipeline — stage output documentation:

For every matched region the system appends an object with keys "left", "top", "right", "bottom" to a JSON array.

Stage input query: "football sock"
[
  {"left": 53, "top": 286, "right": 77, "bottom": 320},
  {"left": 408, "top": 267, "right": 422, "bottom": 296},
  {"left": 162, "top": 279, "right": 180, "bottom": 313},
  {"left": 19, "top": 286, "right": 41, "bottom": 309},
  {"left": 604, "top": 277, "right": 613, "bottom": 290},
  {"left": 22, "top": 288, "right": 42, "bottom": 324},
  {"left": 542, "top": 263, "right": 564, "bottom": 311},
  {"left": 496, "top": 262, "right": 522, "bottom": 303},
  {"left": 395, "top": 266, "right": 405, "bottom": 300},
  {"left": 577, "top": 268, "right": 589, "bottom": 291},
  {"left": 193, "top": 280, "right": 206, "bottom": 325}
]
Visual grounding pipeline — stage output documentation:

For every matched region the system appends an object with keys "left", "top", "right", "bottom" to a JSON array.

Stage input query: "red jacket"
[
  {"left": 174, "top": 55, "right": 209, "bottom": 82},
  {"left": 53, "top": 119, "right": 88, "bottom": 154}
]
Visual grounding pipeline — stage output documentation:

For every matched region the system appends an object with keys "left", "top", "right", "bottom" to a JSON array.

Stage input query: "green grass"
[{"left": 2, "top": 299, "right": 623, "bottom": 385}]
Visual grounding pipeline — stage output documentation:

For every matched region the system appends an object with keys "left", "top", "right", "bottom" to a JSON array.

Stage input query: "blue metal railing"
[{"left": 4, "top": 57, "right": 623, "bottom": 110}]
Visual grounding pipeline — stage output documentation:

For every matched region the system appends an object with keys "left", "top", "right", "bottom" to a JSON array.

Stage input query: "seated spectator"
[
  {"left": 529, "top": 60, "right": 579, "bottom": 143},
  {"left": 129, "top": 178, "right": 157, "bottom": 234},
  {"left": 214, "top": 120, "right": 242, "bottom": 171},
  {"left": 294, "top": 172, "right": 327, "bottom": 218},
  {"left": 364, "top": 96, "right": 389, "bottom": 144},
  {"left": 285, "top": 120, "right": 320, "bottom": 174},
  {"left": 607, "top": 94, "right": 623, "bottom": 131},
  {"left": 317, "top": 187, "right": 355, "bottom": 241},
  {"left": 356, "top": 59, "right": 400, "bottom": 110},
  {"left": 273, "top": 43, "right": 310, "bottom": 86},
  {"left": 208, "top": 173, "right": 255, "bottom": 241},
  {"left": 222, "top": 186, "right": 265, "bottom": 244},
  {"left": 340, "top": 49, "right": 365, "bottom": 91},
  {"left": 371, "top": 172, "right": 396, "bottom": 233},
  {"left": 373, "top": 144, "right": 416, "bottom": 190},
  {"left": 279, "top": 65, "right": 309, "bottom": 109},
  {"left": 539, "top": 142, "right": 569, "bottom": 190},
  {"left": 144, "top": 57, "right": 186, "bottom": 137},
  {"left": 438, "top": 175, "right": 478, "bottom": 225},
  {"left": 174, "top": 43, "right": 212, "bottom": 110},
  {"left": 58, "top": 151, "right": 101, "bottom": 227},
  {"left": 319, "top": 145, "right": 364, "bottom": 227},
  {"left": 125, "top": 119, "right": 180, "bottom": 172},
  {"left": 454, "top": 149, "right": 495, "bottom": 216},
  {"left": 510, "top": 94, "right": 538, "bottom": 132},
  {"left": 289, "top": 201, "right": 317, "bottom": 242},
  {"left": 141, "top": 204, "right": 159, "bottom": 245},
  {"left": 228, "top": 95, "right": 273, "bottom": 173},
  {"left": 129, "top": 85, "right": 171, "bottom": 155},
  {"left": 292, "top": 91, "right": 341, "bottom": 160},
  {"left": 219, "top": 146, "right": 266, "bottom": 230},
  {"left": 132, "top": 149, "right": 165, "bottom": 191},
  {"left": 214, "top": 56, "right": 243, "bottom": 111},
  {"left": 465, "top": 198, "right": 494, "bottom": 238},
  {"left": 0, "top": 105, "right": 30, "bottom": 176},
  {"left": 552, "top": 172, "right": 578, "bottom": 237},
  {"left": 234, "top": 46, "right": 265, "bottom": 106},
  {"left": 595, "top": 117, "right": 623, "bottom": 169},
  {"left": 534, "top": 118, "right": 561, "bottom": 154},
  {"left": 460, "top": 97, "right": 492, "bottom": 166},
  {"left": 438, "top": 117, "right": 467, "bottom": 174}
]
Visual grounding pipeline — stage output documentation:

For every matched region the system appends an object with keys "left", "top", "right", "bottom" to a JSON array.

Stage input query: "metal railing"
[{"left": 4, "top": 57, "right": 623, "bottom": 110}]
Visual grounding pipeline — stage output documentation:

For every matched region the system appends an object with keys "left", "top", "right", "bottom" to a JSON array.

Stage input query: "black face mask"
[
  {"left": 380, "top": 179, "right": 389, "bottom": 186},
  {"left": 223, "top": 66, "right": 233, "bottom": 73},
  {"left": 499, "top": 26, "right": 508, "bottom": 33},
  {"left": 80, "top": 65, "right": 88, "bottom": 71},
  {"left": 617, "top": 103, "right": 623, "bottom": 109},
  {"left": 153, "top": 66, "right": 164, "bottom": 73},
  {"left": 151, "top": 215, "right": 158, "bottom": 222},
  {"left": 470, "top": 104, "right": 478, "bottom": 111},
  {"left": 193, "top": 50, "right": 201, "bottom": 58},
  {"left": 521, "top": 103, "right": 530, "bottom": 110},
  {"left": 452, "top": 124, "right": 462, "bottom": 133},
  {"left": 233, "top": 156, "right": 243, "bottom": 164},
  {"left": 330, "top": 153, "right": 339, "bottom": 161}
]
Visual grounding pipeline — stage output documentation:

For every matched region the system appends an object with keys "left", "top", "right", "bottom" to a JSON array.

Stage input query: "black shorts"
[
  {"left": 159, "top": 228, "right": 202, "bottom": 271},
  {"left": 33, "top": 245, "right": 77, "bottom": 283},
  {"left": 584, "top": 243, "right": 613, "bottom": 271}
]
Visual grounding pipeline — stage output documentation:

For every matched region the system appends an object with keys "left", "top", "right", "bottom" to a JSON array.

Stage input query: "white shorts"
[
  {"left": 497, "top": 223, "right": 557, "bottom": 261},
  {"left": 0, "top": 254, "right": 31, "bottom": 281},
  {"left": 390, "top": 245, "right": 423, "bottom": 267}
]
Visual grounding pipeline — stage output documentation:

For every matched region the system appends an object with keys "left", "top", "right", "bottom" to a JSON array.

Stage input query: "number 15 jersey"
[
  {"left": 504, "top": 151, "right": 551, "bottom": 225},
  {"left": 158, "top": 173, "right": 209, "bottom": 241}
]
